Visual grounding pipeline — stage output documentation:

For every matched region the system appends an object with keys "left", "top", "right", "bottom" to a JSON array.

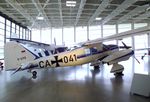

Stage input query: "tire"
[
  {"left": 32, "top": 71, "right": 37, "bottom": 77},
  {"left": 94, "top": 65, "right": 99, "bottom": 70},
  {"left": 114, "top": 72, "right": 124, "bottom": 77}
]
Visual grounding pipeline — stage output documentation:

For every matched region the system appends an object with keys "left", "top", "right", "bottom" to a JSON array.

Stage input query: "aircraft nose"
[
  {"left": 131, "top": 50, "right": 134, "bottom": 55},
  {"left": 128, "top": 50, "right": 134, "bottom": 57}
]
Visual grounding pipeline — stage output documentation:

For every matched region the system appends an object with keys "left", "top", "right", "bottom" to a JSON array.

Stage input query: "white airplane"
[{"left": 4, "top": 39, "right": 135, "bottom": 77}]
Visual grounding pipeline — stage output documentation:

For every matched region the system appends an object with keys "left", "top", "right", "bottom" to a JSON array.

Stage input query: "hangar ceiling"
[{"left": 0, "top": 0, "right": 150, "bottom": 28}]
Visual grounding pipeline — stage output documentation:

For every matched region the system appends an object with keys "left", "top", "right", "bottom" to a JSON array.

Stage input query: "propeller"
[
  {"left": 121, "top": 41, "right": 140, "bottom": 64},
  {"left": 121, "top": 41, "right": 131, "bottom": 49},
  {"left": 133, "top": 56, "right": 140, "bottom": 64}
]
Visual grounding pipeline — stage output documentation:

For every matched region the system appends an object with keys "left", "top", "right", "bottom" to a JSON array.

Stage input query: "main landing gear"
[
  {"left": 94, "top": 65, "right": 100, "bottom": 70},
  {"left": 32, "top": 71, "right": 37, "bottom": 79},
  {"left": 27, "top": 69, "right": 37, "bottom": 79}
]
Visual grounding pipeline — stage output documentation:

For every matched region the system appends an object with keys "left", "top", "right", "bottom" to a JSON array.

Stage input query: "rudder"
[{"left": 4, "top": 41, "right": 37, "bottom": 70}]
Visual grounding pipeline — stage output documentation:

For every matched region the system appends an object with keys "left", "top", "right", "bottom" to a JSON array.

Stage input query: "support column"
[
  {"left": 74, "top": 26, "right": 76, "bottom": 43},
  {"left": 62, "top": 27, "right": 64, "bottom": 45},
  {"left": 19, "top": 26, "right": 20, "bottom": 38},
  {"left": 116, "top": 23, "right": 119, "bottom": 45},
  {"left": 131, "top": 22, "right": 135, "bottom": 74},
  {"left": 30, "top": 30, "right": 32, "bottom": 40},
  {"left": 4, "top": 19, "right": 6, "bottom": 43},
  {"left": 15, "top": 24, "right": 16, "bottom": 34},
  {"left": 40, "top": 28, "right": 42, "bottom": 42},
  {"left": 101, "top": 24, "right": 103, "bottom": 38},
  {"left": 22, "top": 28, "right": 24, "bottom": 39},
  {"left": 131, "top": 22, "right": 135, "bottom": 50},
  {"left": 50, "top": 27, "right": 52, "bottom": 44},
  {"left": 148, "top": 33, "right": 150, "bottom": 48},
  {"left": 87, "top": 25, "right": 89, "bottom": 41},
  {"left": 147, "top": 22, "right": 150, "bottom": 75},
  {"left": 25, "top": 29, "right": 26, "bottom": 39},
  {"left": 10, "top": 22, "right": 12, "bottom": 38},
  {"left": 148, "top": 32, "right": 150, "bottom": 75}
]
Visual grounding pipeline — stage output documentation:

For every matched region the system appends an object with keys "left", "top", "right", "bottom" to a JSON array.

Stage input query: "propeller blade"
[
  {"left": 122, "top": 41, "right": 128, "bottom": 49},
  {"left": 133, "top": 56, "right": 140, "bottom": 64},
  {"left": 121, "top": 41, "right": 140, "bottom": 64}
]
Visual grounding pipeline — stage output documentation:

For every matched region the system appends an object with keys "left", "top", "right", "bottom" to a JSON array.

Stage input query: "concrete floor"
[{"left": 0, "top": 57, "right": 149, "bottom": 102}]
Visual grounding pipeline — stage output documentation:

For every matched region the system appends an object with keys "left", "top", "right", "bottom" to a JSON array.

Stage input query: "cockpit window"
[
  {"left": 90, "top": 47, "right": 98, "bottom": 54},
  {"left": 84, "top": 48, "right": 91, "bottom": 55}
]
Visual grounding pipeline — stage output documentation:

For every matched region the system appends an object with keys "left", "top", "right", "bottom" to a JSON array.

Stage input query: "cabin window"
[
  {"left": 90, "top": 47, "right": 98, "bottom": 54},
  {"left": 84, "top": 48, "right": 90, "bottom": 55}
]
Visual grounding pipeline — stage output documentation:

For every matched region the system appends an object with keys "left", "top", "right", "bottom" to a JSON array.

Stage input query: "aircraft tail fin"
[{"left": 4, "top": 41, "right": 38, "bottom": 70}]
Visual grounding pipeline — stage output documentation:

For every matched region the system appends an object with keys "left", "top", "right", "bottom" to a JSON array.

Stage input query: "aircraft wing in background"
[{"left": 7, "top": 38, "right": 68, "bottom": 55}]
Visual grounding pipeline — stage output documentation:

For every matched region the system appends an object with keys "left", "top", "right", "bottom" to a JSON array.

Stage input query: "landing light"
[
  {"left": 36, "top": 16, "right": 44, "bottom": 20},
  {"left": 95, "top": 17, "right": 102, "bottom": 20},
  {"left": 66, "top": 1, "right": 76, "bottom": 7}
]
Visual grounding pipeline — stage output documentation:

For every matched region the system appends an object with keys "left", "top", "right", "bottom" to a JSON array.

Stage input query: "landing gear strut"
[
  {"left": 32, "top": 71, "right": 37, "bottom": 78},
  {"left": 94, "top": 65, "right": 100, "bottom": 70},
  {"left": 111, "top": 63, "right": 124, "bottom": 77}
]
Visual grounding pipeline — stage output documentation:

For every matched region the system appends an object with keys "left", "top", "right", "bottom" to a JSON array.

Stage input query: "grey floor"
[{"left": 0, "top": 57, "right": 149, "bottom": 102}]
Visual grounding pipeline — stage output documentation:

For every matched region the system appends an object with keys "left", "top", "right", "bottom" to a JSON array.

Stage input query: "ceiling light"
[
  {"left": 66, "top": 1, "right": 76, "bottom": 7},
  {"left": 95, "top": 17, "right": 102, "bottom": 20},
  {"left": 36, "top": 16, "right": 44, "bottom": 20}
]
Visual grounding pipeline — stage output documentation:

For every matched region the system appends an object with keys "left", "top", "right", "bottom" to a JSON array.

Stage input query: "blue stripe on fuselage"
[{"left": 21, "top": 45, "right": 40, "bottom": 59}]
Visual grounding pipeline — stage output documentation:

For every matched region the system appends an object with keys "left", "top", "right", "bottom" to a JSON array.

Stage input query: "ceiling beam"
[
  {"left": 117, "top": 5, "right": 149, "bottom": 24},
  {"left": 133, "top": 11, "right": 150, "bottom": 23},
  {"left": 74, "top": 0, "right": 86, "bottom": 26},
  {"left": 0, "top": 7, "right": 21, "bottom": 22},
  {"left": 31, "top": 0, "right": 51, "bottom": 27},
  {"left": 43, "top": 0, "right": 50, "bottom": 8},
  {"left": 102, "top": 0, "right": 137, "bottom": 25},
  {"left": 5, "top": 0, "right": 34, "bottom": 24},
  {"left": 31, "top": 0, "right": 50, "bottom": 28},
  {"left": 88, "top": 0, "right": 110, "bottom": 25},
  {"left": 58, "top": 0, "right": 63, "bottom": 26}
]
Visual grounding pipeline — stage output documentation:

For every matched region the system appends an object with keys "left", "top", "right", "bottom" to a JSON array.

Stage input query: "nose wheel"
[
  {"left": 114, "top": 72, "right": 124, "bottom": 77},
  {"left": 94, "top": 65, "right": 100, "bottom": 70}
]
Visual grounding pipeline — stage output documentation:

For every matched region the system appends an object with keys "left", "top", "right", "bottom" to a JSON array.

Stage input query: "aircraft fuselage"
[{"left": 33, "top": 46, "right": 114, "bottom": 68}]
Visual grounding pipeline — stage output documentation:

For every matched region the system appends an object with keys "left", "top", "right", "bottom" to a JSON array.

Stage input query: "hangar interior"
[{"left": 0, "top": 0, "right": 150, "bottom": 102}]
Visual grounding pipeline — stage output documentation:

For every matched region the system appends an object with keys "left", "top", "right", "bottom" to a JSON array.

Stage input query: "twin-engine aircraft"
[{"left": 4, "top": 38, "right": 135, "bottom": 77}]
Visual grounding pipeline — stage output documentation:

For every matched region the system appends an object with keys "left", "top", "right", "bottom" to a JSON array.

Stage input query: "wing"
[
  {"left": 78, "top": 38, "right": 102, "bottom": 47},
  {"left": 102, "top": 49, "right": 134, "bottom": 65},
  {"left": 7, "top": 38, "right": 50, "bottom": 46},
  {"left": 7, "top": 38, "right": 68, "bottom": 54},
  {"left": 135, "top": 48, "right": 150, "bottom": 51},
  {"left": 79, "top": 26, "right": 150, "bottom": 46}
]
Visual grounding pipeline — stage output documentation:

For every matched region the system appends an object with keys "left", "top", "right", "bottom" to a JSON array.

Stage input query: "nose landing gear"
[{"left": 111, "top": 63, "right": 124, "bottom": 77}]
